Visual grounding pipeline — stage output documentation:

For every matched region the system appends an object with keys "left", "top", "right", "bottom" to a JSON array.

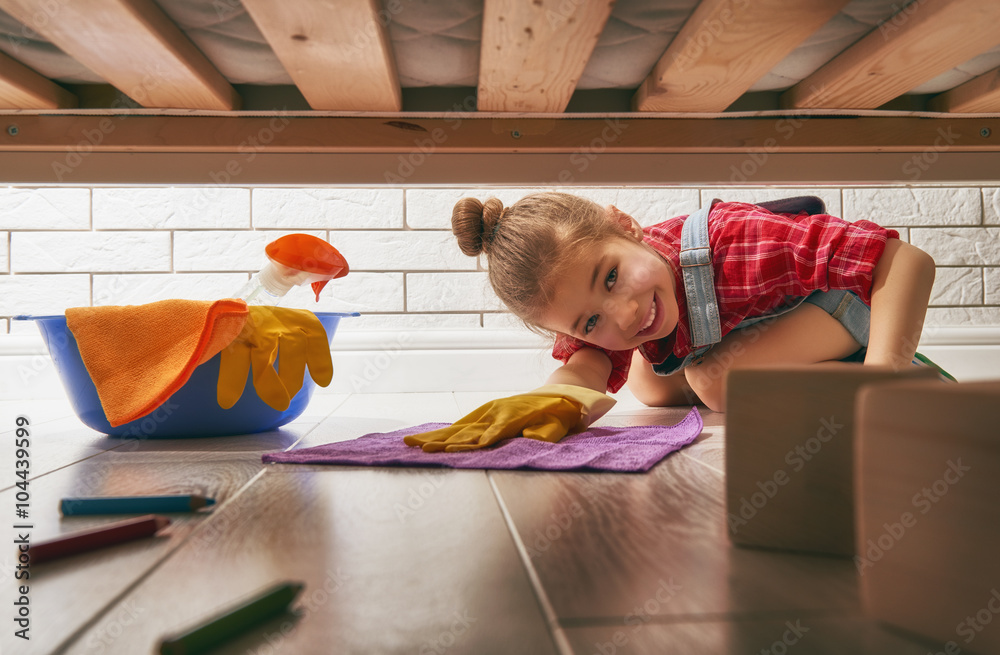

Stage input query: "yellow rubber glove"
[
  {"left": 217, "top": 305, "right": 333, "bottom": 411},
  {"left": 404, "top": 384, "right": 617, "bottom": 452}
]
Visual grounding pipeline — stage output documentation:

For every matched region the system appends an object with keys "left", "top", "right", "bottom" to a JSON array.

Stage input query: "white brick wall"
[
  {"left": 930, "top": 268, "right": 983, "bottom": 306},
  {"left": 331, "top": 231, "right": 476, "bottom": 271},
  {"left": 93, "top": 187, "right": 250, "bottom": 230},
  {"left": 843, "top": 188, "right": 982, "bottom": 226},
  {"left": 1, "top": 185, "right": 998, "bottom": 336},
  {"left": 0, "top": 273, "right": 90, "bottom": 316},
  {"left": 173, "top": 229, "right": 324, "bottom": 271},
  {"left": 93, "top": 273, "right": 250, "bottom": 305},
  {"left": 984, "top": 188, "right": 1000, "bottom": 225},
  {"left": 911, "top": 228, "right": 1000, "bottom": 265},
  {"left": 13, "top": 231, "right": 171, "bottom": 272},
  {"left": 407, "top": 272, "right": 501, "bottom": 313},
  {"left": 252, "top": 189, "right": 404, "bottom": 229},
  {"left": 0, "top": 188, "right": 90, "bottom": 229}
]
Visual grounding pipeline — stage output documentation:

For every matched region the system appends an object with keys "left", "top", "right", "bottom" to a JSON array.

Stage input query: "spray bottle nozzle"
[
  {"left": 264, "top": 234, "right": 349, "bottom": 302},
  {"left": 237, "top": 234, "right": 349, "bottom": 305}
]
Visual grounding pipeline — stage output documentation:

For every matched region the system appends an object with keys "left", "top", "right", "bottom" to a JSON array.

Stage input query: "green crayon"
[{"left": 159, "top": 581, "right": 304, "bottom": 655}]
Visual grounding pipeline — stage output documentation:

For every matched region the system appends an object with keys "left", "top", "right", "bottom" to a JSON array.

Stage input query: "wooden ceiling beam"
[
  {"left": 635, "top": 0, "right": 849, "bottom": 112},
  {"left": 929, "top": 66, "right": 1000, "bottom": 113},
  {"left": 0, "top": 51, "right": 77, "bottom": 109},
  {"left": 2, "top": 115, "right": 998, "bottom": 154},
  {"left": 477, "top": 0, "right": 615, "bottom": 112},
  {"left": 782, "top": 0, "right": 1000, "bottom": 110},
  {"left": 0, "top": 0, "right": 239, "bottom": 110},
  {"left": 241, "top": 0, "right": 401, "bottom": 111}
]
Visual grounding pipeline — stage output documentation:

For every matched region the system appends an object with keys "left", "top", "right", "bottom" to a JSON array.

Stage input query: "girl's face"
[{"left": 538, "top": 209, "right": 680, "bottom": 351}]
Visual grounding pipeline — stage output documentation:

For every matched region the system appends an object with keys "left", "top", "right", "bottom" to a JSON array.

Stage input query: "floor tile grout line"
[
  {"left": 48, "top": 553, "right": 180, "bottom": 654},
  {"left": 678, "top": 449, "right": 725, "bottom": 477},
  {"left": 52, "top": 466, "right": 273, "bottom": 653},
  {"left": 487, "top": 472, "right": 575, "bottom": 655},
  {"left": 558, "top": 607, "right": 867, "bottom": 628},
  {"left": 2, "top": 392, "right": 350, "bottom": 493},
  {"left": 0, "top": 439, "right": 140, "bottom": 493},
  {"left": 0, "top": 414, "right": 77, "bottom": 435},
  {"left": 278, "top": 393, "right": 354, "bottom": 452}
]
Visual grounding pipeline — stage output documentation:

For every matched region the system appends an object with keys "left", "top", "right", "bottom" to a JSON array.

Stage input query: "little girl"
[{"left": 404, "top": 192, "right": 938, "bottom": 452}]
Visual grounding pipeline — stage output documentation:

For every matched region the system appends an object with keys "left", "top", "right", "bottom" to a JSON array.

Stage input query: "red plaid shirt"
[{"left": 553, "top": 201, "right": 899, "bottom": 393}]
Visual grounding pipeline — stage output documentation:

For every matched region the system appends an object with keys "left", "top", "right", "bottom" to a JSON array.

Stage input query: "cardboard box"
[
  {"left": 856, "top": 379, "right": 1000, "bottom": 654},
  {"left": 725, "top": 363, "right": 938, "bottom": 556}
]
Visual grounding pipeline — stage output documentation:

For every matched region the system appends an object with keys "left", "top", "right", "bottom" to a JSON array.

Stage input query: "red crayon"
[{"left": 29, "top": 514, "right": 171, "bottom": 564}]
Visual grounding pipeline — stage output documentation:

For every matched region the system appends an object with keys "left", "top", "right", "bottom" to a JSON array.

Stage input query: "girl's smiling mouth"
[{"left": 635, "top": 294, "right": 662, "bottom": 340}]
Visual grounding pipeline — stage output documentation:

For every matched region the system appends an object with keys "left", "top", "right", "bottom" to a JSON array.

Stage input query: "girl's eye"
[
  {"left": 583, "top": 266, "right": 618, "bottom": 334},
  {"left": 583, "top": 267, "right": 617, "bottom": 335}
]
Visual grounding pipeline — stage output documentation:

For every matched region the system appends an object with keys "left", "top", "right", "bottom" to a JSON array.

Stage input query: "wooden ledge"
[{"left": 0, "top": 115, "right": 998, "bottom": 154}]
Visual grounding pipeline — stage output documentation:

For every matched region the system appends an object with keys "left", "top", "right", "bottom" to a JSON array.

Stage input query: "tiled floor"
[{"left": 0, "top": 390, "right": 940, "bottom": 654}]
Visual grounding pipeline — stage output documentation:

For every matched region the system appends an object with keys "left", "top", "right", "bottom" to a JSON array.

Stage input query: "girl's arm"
[
  {"left": 865, "top": 239, "right": 936, "bottom": 369},
  {"left": 545, "top": 346, "right": 613, "bottom": 393}
]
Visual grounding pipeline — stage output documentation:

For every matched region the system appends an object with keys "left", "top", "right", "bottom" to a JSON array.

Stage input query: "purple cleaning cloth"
[{"left": 262, "top": 407, "right": 703, "bottom": 473}]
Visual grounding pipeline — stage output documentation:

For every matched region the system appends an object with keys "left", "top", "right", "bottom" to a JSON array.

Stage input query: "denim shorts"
[{"left": 652, "top": 289, "right": 869, "bottom": 376}]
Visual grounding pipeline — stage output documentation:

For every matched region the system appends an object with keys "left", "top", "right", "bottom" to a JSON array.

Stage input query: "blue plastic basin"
[{"left": 16, "top": 312, "right": 357, "bottom": 438}]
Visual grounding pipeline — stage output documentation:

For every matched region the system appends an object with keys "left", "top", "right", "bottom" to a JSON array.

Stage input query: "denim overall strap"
[{"left": 679, "top": 205, "right": 722, "bottom": 352}]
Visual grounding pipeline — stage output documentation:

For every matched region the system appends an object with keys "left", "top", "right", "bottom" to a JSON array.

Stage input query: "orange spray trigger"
[
  {"left": 310, "top": 280, "right": 329, "bottom": 302},
  {"left": 264, "top": 234, "right": 349, "bottom": 302}
]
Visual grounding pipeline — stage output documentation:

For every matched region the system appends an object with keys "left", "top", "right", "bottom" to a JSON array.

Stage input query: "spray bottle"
[{"left": 236, "top": 233, "right": 349, "bottom": 306}]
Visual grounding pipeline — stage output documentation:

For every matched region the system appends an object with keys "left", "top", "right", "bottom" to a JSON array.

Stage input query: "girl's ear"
[{"left": 607, "top": 206, "right": 643, "bottom": 240}]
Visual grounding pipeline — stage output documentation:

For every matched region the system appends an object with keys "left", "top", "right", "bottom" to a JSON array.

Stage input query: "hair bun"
[{"left": 452, "top": 197, "right": 504, "bottom": 257}]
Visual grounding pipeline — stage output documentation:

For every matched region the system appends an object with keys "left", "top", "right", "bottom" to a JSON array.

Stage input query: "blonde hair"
[{"left": 451, "top": 192, "right": 623, "bottom": 331}]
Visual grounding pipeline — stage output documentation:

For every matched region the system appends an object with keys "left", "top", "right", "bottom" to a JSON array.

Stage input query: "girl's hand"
[{"left": 404, "top": 384, "right": 616, "bottom": 452}]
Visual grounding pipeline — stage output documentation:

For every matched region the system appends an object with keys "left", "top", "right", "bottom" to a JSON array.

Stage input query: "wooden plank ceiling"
[
  {"left": 0, "top": 0, "right": 239, "bottom": 110},
  {"left": 634, "top": 0, "right": 851, "bottom": 112},
  {"left": 240, "top": 0, "right": 402, "bottom": 111},
  {"left": 0, "top": 49, "right": 77, "bottom": 109},
  {"left": 0, "top": 0, "right": 998, "bottom": 114},
  {"left": 781, "top": 0, "right": 1000, "bottom": 109},
  {"left": 478, "top": 0, "right": 616, "bottom": 113}
]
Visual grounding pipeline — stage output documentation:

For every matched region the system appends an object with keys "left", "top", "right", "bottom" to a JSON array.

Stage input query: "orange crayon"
[{"left": 28, "top": 514, "right": 171, "bottom": 564}]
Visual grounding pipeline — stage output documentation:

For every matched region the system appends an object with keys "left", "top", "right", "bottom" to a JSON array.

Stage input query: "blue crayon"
[{"left": 60, "top": 495, "right": 216, "bottom": 516}]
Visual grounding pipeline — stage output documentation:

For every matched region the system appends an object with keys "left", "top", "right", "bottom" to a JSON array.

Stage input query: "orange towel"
[{"left": 66, "top": 299, "right": 249, "bottom": 427}]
